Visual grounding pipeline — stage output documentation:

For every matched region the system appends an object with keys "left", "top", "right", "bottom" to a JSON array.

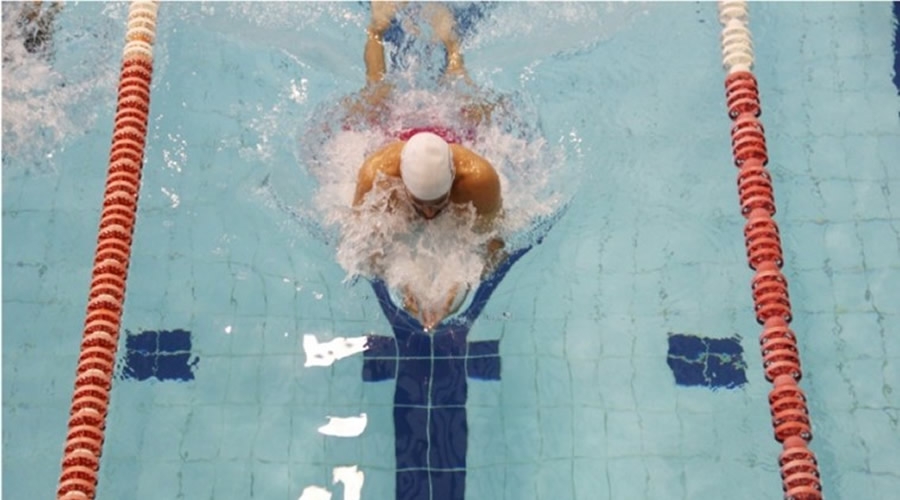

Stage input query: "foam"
[{"left": 2, "top": 3, "right": 122, "bottom": 171}]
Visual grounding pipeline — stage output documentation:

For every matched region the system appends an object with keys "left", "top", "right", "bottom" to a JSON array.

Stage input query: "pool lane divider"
[
  {"left": 57, "top": 2, "right": 160, "bottom": 499},
  {"left": 717, "top": 2, "right": 824, "bottom": 499}
]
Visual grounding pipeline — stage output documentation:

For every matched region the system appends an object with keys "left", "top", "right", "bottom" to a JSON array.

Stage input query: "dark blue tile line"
[
  {"left": 892, "top": 2, "right": 900, "bottom": 95},
  {"left": 363, "top": 242, "right": 536, "bottom": 500}
]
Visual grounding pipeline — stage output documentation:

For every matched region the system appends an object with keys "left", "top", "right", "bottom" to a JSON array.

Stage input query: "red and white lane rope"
[
  {"left": 57, "top": 2, "right": 159, "bottom": 499},
  {"left": 717, "top": 2, "right": 823, "bottom": 499}
]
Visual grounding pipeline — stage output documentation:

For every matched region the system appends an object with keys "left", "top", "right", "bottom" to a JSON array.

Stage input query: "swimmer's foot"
[
  {"left": 370, "top": 1, "right": 403, "bottom": 36},
  {"left": 425, "top": 3, "right": 474, "bottom": 86}
]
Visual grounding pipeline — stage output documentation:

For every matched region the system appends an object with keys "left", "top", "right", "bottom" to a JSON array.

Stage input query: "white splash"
[
  {"left": 298, "top": 486, "right": 332, "bottom": 500},
  {"left": 303, "top": 334, "right": 368, "bottom": 367},
  {"left": 333, "top": 466, "right": 364, "bottom": 500},
  {"left": 317, "top": 413, "right": 368, "bottom": 438}
]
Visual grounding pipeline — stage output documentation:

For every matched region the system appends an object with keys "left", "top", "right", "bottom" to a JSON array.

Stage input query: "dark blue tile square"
[
  {"left": 363, "top": 358, "right": 396, "bottom": 382},
  {"left": 706, "top": 353, "right": 748, "bottom": 389},
  {"left": 431, "top": 358, "right": 467, "bottom": 406},
  {"left": 396, "top": 470, "right": 429, "bottom": 500},
  {"left": 430, "top": 470, "right": 466, "bottom": 500},
  {"left": 394, "top": 358, "right": 432, "bottom": 405},
  {"left": 468, "top": 340, "right": 500, "bottom": 357},
  {"left": 122, "top": 351, "right": 155, "bottom": 381},
  {"left": 433, "top": 332, "right": 466, "bottom": 357},
  {"left": 156, "top": 353, "right": 195, "bottom": 381},
  {"left": 707, "top": 336, "right": 743, "bottom": 357},
  {"left": 394, "top": 406, "right": 429, "bottom": 469},
  {"left": 667, "top": 333, "right": 705, "bottom": 360},
  {"left": 429, "top": 407, "right": 467, "bottom": 469},
  {"left": 158, "top": 329, "right": 192, "bottom": 353},
  {"left": 467, "top": 355, "right": 501, "bottom": 381},
  {"left": 398, "top": 332, "right": 432, "bottom": 357},
  {"left": 667, "top": 357, "right": 706, "bottom": 387},
  {"left": 364, "top": 335, "right": 397, "bottom": 358},
  {"left": 125, "top": 330, "right": 157, "bottom": 353}
]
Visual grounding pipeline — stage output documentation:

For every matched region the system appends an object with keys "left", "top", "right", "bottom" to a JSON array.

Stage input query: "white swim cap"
[{"left": 399, "top": 132, "right": 454, "bottom": 201}]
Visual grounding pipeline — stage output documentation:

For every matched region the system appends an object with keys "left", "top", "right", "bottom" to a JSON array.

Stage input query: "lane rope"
[
  {"left": 717, "top": 2, "right": 824, "bottom": 499},
  {"left": 56, "top": 2, "right": 160, "bottom": 499}
]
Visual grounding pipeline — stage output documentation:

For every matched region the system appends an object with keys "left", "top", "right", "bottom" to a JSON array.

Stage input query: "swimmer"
[
  {"left": 350, "top": 2, "right": 506, "bottom": 329},
  {"left": 14, "top": 1, "right": 63, "bottom": 56}
]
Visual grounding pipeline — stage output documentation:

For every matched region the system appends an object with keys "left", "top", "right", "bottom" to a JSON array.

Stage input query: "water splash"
[{"left": 1, "top": 3, "right": 123, "bottom": 171}]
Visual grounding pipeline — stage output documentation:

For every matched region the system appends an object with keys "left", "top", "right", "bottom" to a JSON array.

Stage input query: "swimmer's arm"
[
  {"left": 450, "top": 145, "right": 507, "bottom": 273},
  {"left": 353, "top": 142, "right": 404, "bottom": 206}
]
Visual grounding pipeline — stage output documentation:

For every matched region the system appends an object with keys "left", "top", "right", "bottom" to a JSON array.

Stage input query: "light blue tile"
[
  {"left": 502, "top": 407, "right": 539, "bottom": 461},
  {"left": 211, "top": 460, "right": 253, "bottom": 499},
  {"left": 466, "top": 465, "right": 507, "bottom": 499},
  {"left": 843, "top": 135, "right": 884, "bottom": 179},
  {"left": 257, "top": 354, "right": 297, "bottom": 405},
  {"left": 822, "top": 222, "right": 864, "bottom": 271},
  {"left": 218, "top": 406, "right": 263, "bottom": 461},
  {"left": 181, "top": 405, "right": 223, "bottom": 461},
  {"left": 595, "top": 357, "right": 636, "bottom": 411},
  {"left": 632, "top": 356, "right": 678, "bottom": 413},
  {"left": 499, "top": 356, "right": 538, "bottom": 407},
  {"left": 224, "top": 356, "right": 263, "bottom": 405},
  {"left": 816, "top": 181, "right": 856, "bottom": 223},
  {"left": 834, "top": 312, "right": 891, "bottom": 359},
  {"left": 573, "top": 458, "right": 610, "bottom": 499},
  {"left": 536, "top": 459, "right": 574, "bottom": 499},
  {"left": 179, "top": 461, "right": 217, "bottom": 499},
  {"left": 538, "top": 406, "right": 573, "bottom": 460},
  {"left": 289, "top": 410, "right": 327, "bottom": 465},
  {"left": 857, "top": 221, "right": 900, "bottom": 269},
  {"left": 354, "top": 467, "right": 395, "bottom": 499},
  {"left": 140, "top": 405, "right": 190, "bottom": 461},
  {"left": 97, "top": 458, "right": 141, "bottom": 499},
  {"left": 605, "top": 410, "right": 642, "bottom": 460},
  {"left": 503, "top": 463, "right": 539, "bottom": 500},
  {"left": 531, "top": 318, "right": 565, "bottom": 358},
  {"left": 358, "top": 405, "right": 395, "bottom": 468},
  {"left": 191, "top": 260, "right": 236, "bottom": 313},
  {"left": 844, "top": 359, "right": 892, "bottom": 408},
  {"left": 254, "top": 406, "right": 293, "bottom": 462}
]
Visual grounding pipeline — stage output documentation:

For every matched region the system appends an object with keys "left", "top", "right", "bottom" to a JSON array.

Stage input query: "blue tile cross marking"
[
  {"left": 120, "top": 329, "right": 198, "bottom": 382},
  {"left": 666, "top": 333, "right": 747, "bottom": 390},
  {"left": 363, "top": 245, "right": 531, "bottom": 500}
]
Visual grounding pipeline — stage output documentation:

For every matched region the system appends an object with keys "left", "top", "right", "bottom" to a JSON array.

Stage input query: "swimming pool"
[{"left": 3, "top": 1, "right": 899, "bottom": 499}]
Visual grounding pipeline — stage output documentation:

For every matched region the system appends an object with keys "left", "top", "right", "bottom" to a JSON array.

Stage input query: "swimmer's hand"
[
  {"left": 482, "top": 238, "right": 507, "bottom": 278},
  {"left": 403, "top": 283, "right": 468, "bottom": 331}
]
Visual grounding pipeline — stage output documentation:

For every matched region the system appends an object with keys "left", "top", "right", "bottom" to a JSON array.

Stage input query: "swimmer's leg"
[
  {"left": 365, "top": 1, "right": 405, "bottom": 85},
  {"left": 344, "top": 1, "right": 405, "bottom": 123},
  {"left": 425, "top": 3, "right": 471, "bottom": 83}
]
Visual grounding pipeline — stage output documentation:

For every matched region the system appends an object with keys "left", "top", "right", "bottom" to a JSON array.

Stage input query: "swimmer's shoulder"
[
  {"left": 354, "top": 141, "right": 404, "bottom": 205},
  {"left": 363, "top": 141, "right": 404, "bottom": 177},
  {"left": 449, "top": 144, "right": 501, "bottom": 214}
]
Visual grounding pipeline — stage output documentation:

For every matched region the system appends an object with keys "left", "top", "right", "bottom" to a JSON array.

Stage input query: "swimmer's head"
[{"left": 400, "top": 132, "right": 455, "bottom": 219}]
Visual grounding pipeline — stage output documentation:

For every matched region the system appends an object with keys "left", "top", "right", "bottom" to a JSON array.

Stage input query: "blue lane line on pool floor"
[
  {"left": 666, "top": 333, "right": 748, "bottom": 390},
  {"left": 364, "top": 244, "right": 531, "bottom": 500},
  {"left": 119, "top": 329, "right": 198, "bottom": 382}
]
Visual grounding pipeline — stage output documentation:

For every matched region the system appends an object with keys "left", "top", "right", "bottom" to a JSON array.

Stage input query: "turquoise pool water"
[{"left": 3, "top": 2, "right": 899, "bottom": 499}]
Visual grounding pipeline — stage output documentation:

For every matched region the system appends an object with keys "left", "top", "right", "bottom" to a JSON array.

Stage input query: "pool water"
[{"left": 3, "top": 2, "right": 899, "bottom": 499}]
